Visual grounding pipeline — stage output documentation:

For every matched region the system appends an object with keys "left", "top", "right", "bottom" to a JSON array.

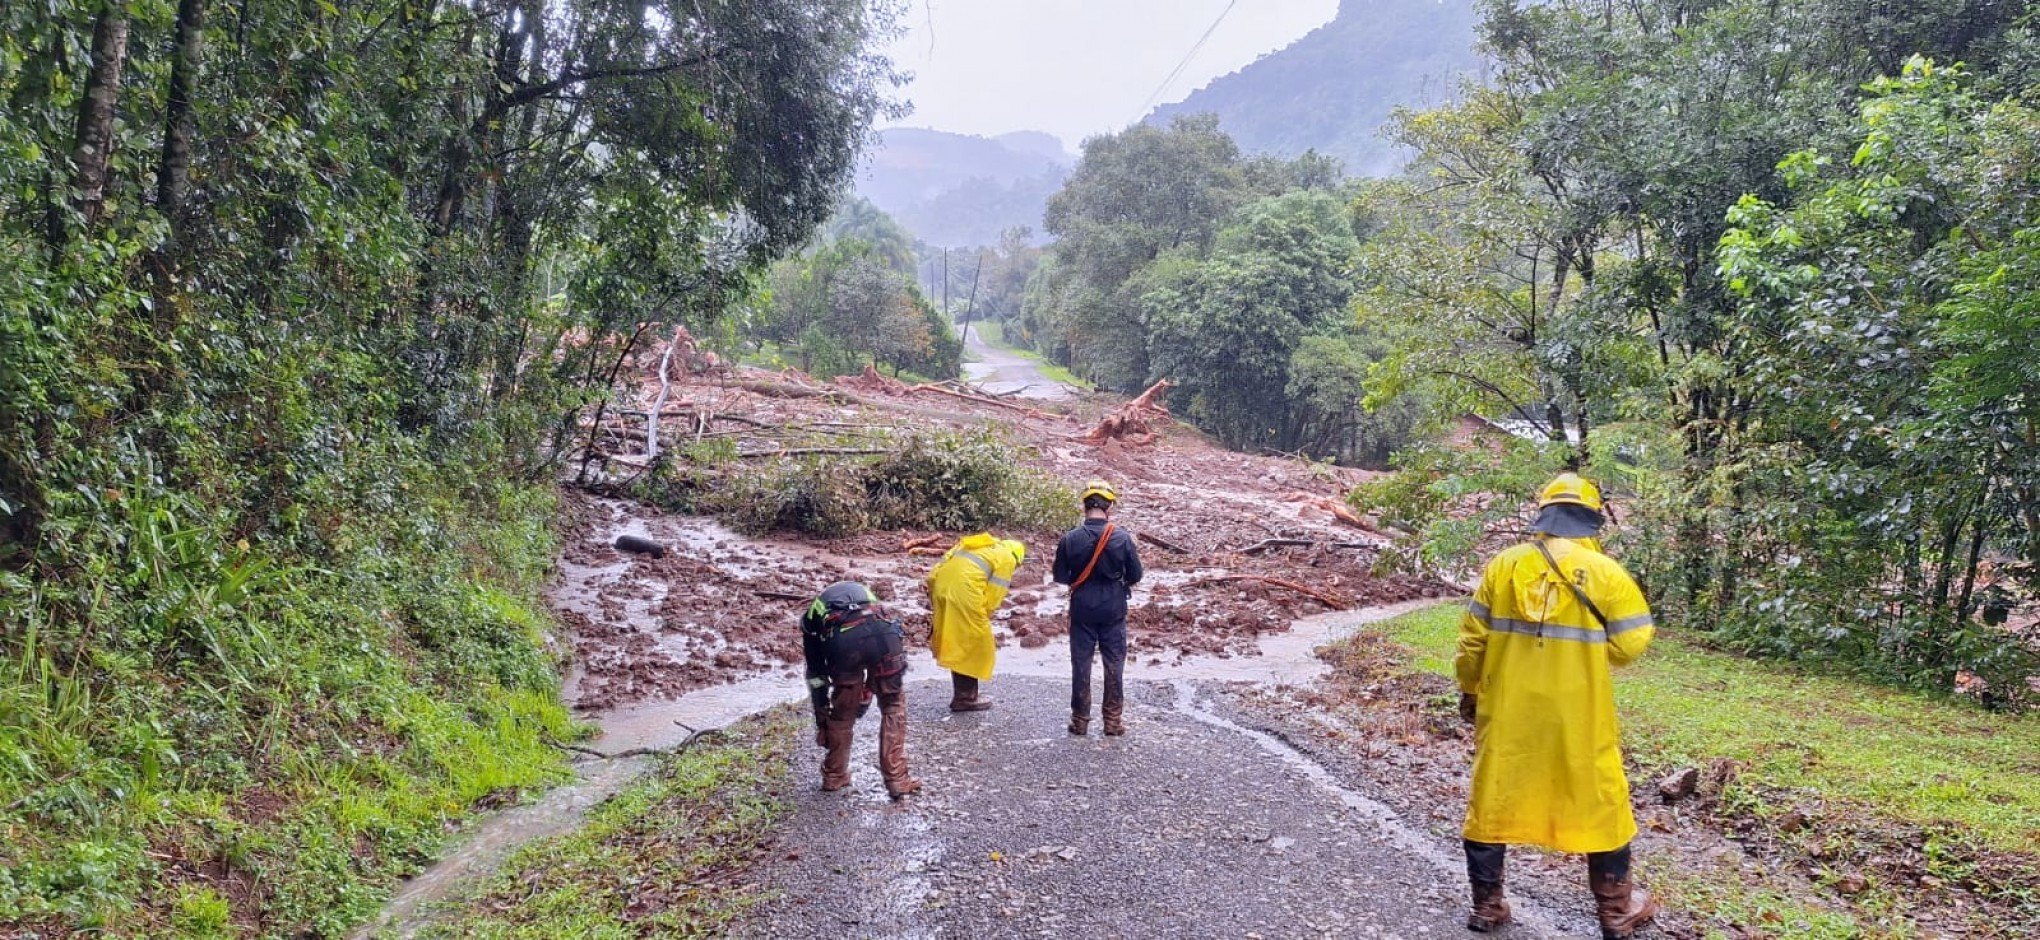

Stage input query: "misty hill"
[
  {"left": 855, "top": 127, "right": 1072, "bottom": 248},
  {"left": 1148, "top": 0, "right": 1483, "bottom": 177}
]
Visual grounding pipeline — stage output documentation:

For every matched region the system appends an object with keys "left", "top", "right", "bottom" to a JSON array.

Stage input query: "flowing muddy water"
[{"left": 361, "top": 497, "right": 1446, "bottom": 937}]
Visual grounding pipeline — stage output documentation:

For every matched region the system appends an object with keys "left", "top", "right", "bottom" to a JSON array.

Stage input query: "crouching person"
[{"left": 802, "top": 581, "right": 921, "bottom": 800}]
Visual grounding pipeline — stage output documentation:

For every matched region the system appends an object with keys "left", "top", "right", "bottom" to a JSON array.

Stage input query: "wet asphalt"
[{"left": 739, "top": 675, "right": 1574, "bottom": 940}]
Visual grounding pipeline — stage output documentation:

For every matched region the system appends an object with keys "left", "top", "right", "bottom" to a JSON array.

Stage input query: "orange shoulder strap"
[{"left": 1071, "top": 522, "right": 1116, "bottom": 590}]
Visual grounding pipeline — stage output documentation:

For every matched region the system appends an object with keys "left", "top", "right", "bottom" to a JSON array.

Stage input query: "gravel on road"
[{"left": 741, "top": 675, "right": 1581, "bottom": 939}]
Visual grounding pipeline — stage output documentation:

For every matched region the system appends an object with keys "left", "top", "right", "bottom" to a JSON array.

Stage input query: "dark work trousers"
[
  {"left": 1069, "top": 617, "right": 1127, "bottom": 720},
  {"left": 823, "top": 663, "right": 910, "bottom": 794},
  {"left": 1465, "top": 840, "right": 1633, "bottom": 884}
]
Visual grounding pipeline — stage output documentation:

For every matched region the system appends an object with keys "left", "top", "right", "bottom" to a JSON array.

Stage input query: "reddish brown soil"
[{"left": 554, "top": 368, "right": 1452, "bottom": 712}]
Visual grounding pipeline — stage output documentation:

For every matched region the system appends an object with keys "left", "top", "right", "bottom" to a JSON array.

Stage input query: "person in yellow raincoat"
[
  {"left": 926, "top": 533, "right": 1026, "bottom": 711},
  {"left": 1455, "top": 474, "right": 1661, "bottom": 940}
]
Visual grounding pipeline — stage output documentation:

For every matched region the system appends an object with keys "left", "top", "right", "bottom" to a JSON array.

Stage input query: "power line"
[{"left": 1134, "top": 0, "right": 1240, "bottom": 121}]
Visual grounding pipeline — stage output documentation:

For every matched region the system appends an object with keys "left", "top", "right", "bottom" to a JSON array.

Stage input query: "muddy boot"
[
  {"left": 1068, "top": 713, "right": 1089, "bottom": 736},
  {"left": 949, "top": 673, "right": 992, "bottom": 712},
  {"left": 1101, "top": 679, "right": 1126, "bottom": 735},
  {"left": 820, "top": 718, "right": 854, "bottom": 791},
  {"left": 1591, "top": 864, "right": 1656, "bottom": 937},
  {"left": 1466, "top": 880, "right": 1511, "bottom": 932},
  {"left": 877, "top": 696, "right": 919, "bottom": 800}
]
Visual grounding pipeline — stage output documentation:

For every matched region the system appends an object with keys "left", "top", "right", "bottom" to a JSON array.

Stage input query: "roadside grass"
[
  {"left": 415, "top": 709, "right": 801, "bottom": 938},
  {"left": 0, "top": 473, "right": 580, "bottom": 936},
  {"left": 1371, "top": 605, "right": 2040, "bottom": 936},
  {"left": 968, "top": 321, "right": 1094, "bottom": 391}
]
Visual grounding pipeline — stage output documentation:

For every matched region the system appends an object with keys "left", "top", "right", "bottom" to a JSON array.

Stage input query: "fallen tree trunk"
[
  {"left": 729, "top": 378, "right": 846, "bottom": 401},
  {"left": 1235, "top": 538, "right": 1378, "bottom": 555},
  {"left": 1189, "top": 575, "right": 1351, "bottom": 610},
  {"left": 910, "top": 381, "right": 1053, "bottom": 418},
  {"left": 1137, "top": 531, "right": 1193, "bottom": 555},
  {"left": 734, "top": 446, "right": 889, "bottom": 459}
]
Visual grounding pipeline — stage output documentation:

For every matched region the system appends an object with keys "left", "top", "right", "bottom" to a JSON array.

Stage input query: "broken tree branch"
[
  {"left": 1137, "top": 530, "right": 1193, "bottom": 554},
  {"left": 1189, "top": 575, "right": 1351, "bottom": 610}
]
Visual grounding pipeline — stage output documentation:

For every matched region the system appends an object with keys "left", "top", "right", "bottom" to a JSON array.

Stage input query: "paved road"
[
  {"left": 741, "top": 676, "right": 1575, "bottom": 939},
  {"left": 961, "top": 328, "right": 1070, "bottom": 400}
]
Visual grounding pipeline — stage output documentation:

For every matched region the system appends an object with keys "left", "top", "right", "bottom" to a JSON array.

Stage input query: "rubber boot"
[
  {"left": 949, "top": 673, "right": 992, "bottom": 712},
  {"left": 820, "top": 717, "right": 854, "bottom": 791},
  {"left": 1467, "top": 880, "right": 1512, "bottom": 932},
  {"left": 1590, "top": 870, "right": 1661, "bottom": 939},
  {"left": 877, "top": 696, "right": 920, "bottom": 800}
]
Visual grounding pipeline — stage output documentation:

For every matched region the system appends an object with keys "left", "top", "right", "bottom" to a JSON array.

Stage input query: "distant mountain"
[
  {"left": 1147, "top": 0, "right": 1484, "bottom": 177},
  {"left": 854, "top": 128, "right": 1074, "bottom": 248}
]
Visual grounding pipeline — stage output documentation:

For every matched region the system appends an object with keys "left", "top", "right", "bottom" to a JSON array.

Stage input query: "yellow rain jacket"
[
  {"left": 926, "top": 533, "right": 1026, "bottom": 681},
  {"left": 1456, "top": 536, "right": 1656, "bottom": 854}
]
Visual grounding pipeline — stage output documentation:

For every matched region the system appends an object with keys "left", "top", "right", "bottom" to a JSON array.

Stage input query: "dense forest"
[
  {"left": 0, "top": 0, "right": 895, "bottom": 931},
  {"left": 1022, "top": 0, "right": 2040, "bottom": 702}
]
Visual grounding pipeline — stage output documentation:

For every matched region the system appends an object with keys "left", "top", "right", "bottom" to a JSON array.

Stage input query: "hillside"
[
  {"left": 1147, "top": 0, "right": 1483, "bottom": 176},
  {"left": 854, "top": 127, "right": 1072, "bottom": 246}
]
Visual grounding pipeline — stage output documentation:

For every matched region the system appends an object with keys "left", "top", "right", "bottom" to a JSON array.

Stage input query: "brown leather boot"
[
  {"left": 949, "top": 673, "right": 993, "bottom": 712},
  {"left": 1466, "top": 880, "right": 1511, "bottom": 932},
  {"left": 1068, "top": 713, "right": 1089, "bottom": 736},
  {"left": 1591, "top": 870, "right": 1661, "bottom": 939}
]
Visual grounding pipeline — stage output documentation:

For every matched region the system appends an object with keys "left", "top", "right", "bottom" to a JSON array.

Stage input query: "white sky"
[{"left": 880, "top": 0, "right": 1341, "bottom": 150}]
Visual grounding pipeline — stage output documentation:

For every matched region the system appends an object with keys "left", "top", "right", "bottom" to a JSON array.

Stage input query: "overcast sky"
[{"left": 879, "top": 0, "right": 1340, "bottom": 150}]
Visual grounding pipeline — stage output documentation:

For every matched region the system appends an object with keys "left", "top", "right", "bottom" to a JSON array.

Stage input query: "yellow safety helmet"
[
  {"left": 1080, "top": 479, "right": 1118, "bottom": 505},
  {"left": 1536, "top": 473, "right": 1604, "bottom": 513}
]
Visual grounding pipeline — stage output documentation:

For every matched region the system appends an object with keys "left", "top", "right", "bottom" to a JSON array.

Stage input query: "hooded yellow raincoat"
[
  {"left": 927, "top": 533, "right": 1026, "bottom": 681},
  {"left": 1457, "top": 536, "right": 1655, "bottom": 854}
]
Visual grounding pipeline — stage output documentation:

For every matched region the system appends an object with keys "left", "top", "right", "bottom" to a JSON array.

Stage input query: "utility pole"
[
  {"left": 957, "top": 248, "right": 987, "bottom": 347},
  {"left": 941, "top": 248, "right": 950, "bottom": 317}
]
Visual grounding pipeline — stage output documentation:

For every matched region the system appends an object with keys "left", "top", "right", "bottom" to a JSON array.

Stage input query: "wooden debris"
[
  {"left": 901, "top": 535, "right": 946, "bottom": 552},
  {"left": 1136, "top": 530, "right": 1193, "bottom": 555},
  {"left": 1236, "top": 538, "right": 1319, "bottom": 555},
  {"left": 1082, "top": 379, "right": 1174, "bottom": 445},
  {"left": 910, "top": 380, "right": 1054, "bottom": 418},
  {"left": 1189, "top": 575, "right": 1351, "bottom": 610}
]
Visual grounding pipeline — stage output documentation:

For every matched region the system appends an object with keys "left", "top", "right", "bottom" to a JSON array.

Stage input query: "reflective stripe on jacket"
[
  {"left": 1456, "top": 537, "right": 1655, "bottom": 854},
  {"left": 926, "top": 533, "right": 1025, "bottom": 680}
]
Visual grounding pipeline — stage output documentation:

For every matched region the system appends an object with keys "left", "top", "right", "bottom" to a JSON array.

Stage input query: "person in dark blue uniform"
[{"left": 1051, "top": 480, "right": 1144, "bottom": 736}]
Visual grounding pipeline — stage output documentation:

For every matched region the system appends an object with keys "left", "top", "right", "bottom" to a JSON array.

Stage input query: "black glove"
[{"left": 1459, "top": 693, "right": 1478, "bottom": 724}]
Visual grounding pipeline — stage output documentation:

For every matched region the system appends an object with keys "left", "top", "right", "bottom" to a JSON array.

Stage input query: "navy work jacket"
[{"left": 1052, "top": 517, "right": 1144, "bottom": 625}]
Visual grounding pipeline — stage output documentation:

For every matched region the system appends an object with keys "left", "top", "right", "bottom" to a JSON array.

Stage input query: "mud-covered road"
[{"left": 741, "top": 675, "right": 1582, "bottom": 939}]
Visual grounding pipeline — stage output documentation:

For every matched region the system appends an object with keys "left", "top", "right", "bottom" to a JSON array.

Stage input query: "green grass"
[
  {"left": 968, "top": 321, "right": 1093, "bottom": 391},
  {"left": 1373, "top": 605, "right": 2040, "bottom": 937},
  {"left": 416, "top": 710, "right": 801, "bottom": 938},
  {"left": 0, "top": 473, "right": 582, "bottom": 936}
]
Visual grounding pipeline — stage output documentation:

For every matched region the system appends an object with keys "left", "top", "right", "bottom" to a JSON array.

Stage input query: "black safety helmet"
[{"left": 816, "top": 581, "right": 877, "bottom": 613}]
